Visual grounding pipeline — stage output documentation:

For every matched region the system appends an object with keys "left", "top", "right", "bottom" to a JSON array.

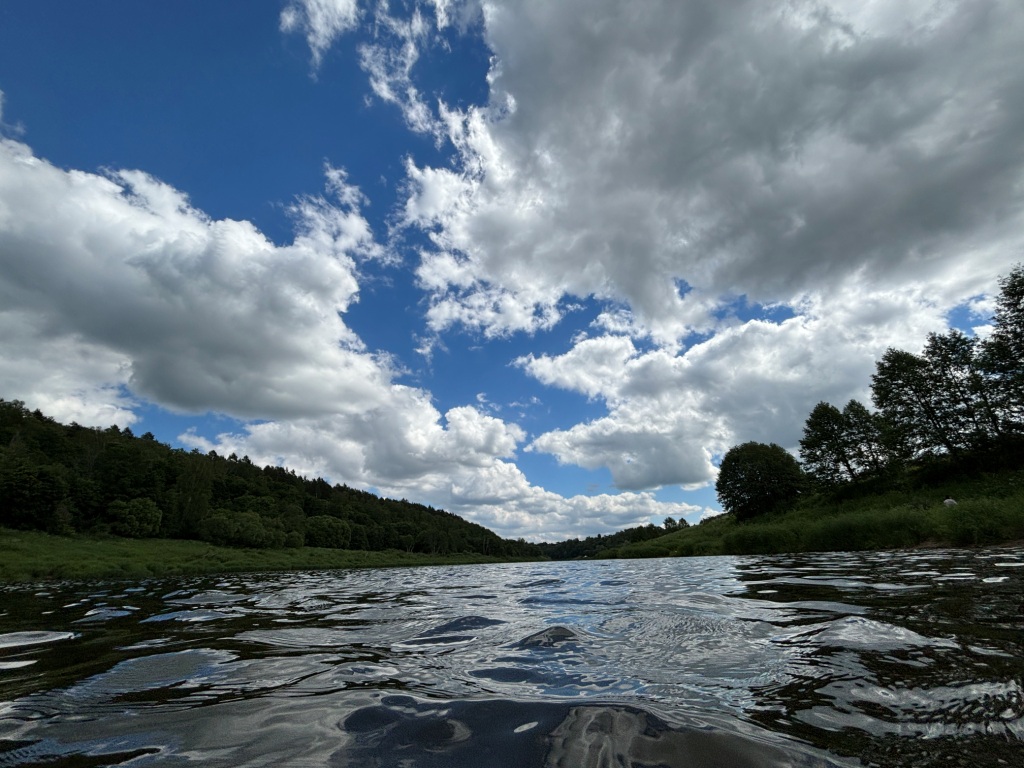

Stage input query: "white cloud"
[
  {"left": 0, "top": 138, "right": 389, "bottom": 421},
  {"left": 343, "top": 0, "right": 1024, "bottom": 501},
  {"left": 358, "top": 5, "right": 442, "bottom": 136},
  {"left": 274, "top": 0, "right": 1024, "bottom": 530},
  {"left": 281, "top": 0, "right": 361, "bottom": 70},
  {"left": 399, "top": 0, "right": 1023, "bottom": 344},
  {"left": 522, "top": 280, "right": 950, "bottom": 491},
  {"left": 0, "top": 310, "right": 136, "bottom": 427},
  {"left": 0, "top": 130, "right": 692, "bottom": 541}
]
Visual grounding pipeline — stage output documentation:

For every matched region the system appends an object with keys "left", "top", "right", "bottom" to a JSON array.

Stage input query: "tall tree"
[
  {"left": 841, "top": 399, "right": 893, "bottom": 477},
  {"left": 922, "top": 330, "right": 1001, "bottom": 450},
  {"left": 799, "top": 402, "right": 857, "bottom": 485},
  {"left": 981, "top": 263, "right": 1024, "bottom": 433},
  {"left": 871, "top": 348, "right": 960, "bottom": 459},
  {"left": 716, "top": 442, "right": 804, "bottom": 521}
]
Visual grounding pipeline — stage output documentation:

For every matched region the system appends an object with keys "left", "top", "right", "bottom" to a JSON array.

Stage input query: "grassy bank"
[
  {"left": 608, "top": 469, "right": 1024, "bottom": 558},
  {"left": 0, "top": 528, "right": 534, "bottom": 583}
]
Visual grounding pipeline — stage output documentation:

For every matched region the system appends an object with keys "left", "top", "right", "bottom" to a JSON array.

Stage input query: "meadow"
[{"left": 0, "top": 529, "right": 528, "bottom": 583}]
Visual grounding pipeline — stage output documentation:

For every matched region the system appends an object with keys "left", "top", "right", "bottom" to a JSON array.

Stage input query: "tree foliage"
[
  {"left": 800, "top": 399, "right": 894, "bottom": 485},
  {"left": 716, "top": 442, "right": 804, "bottom": 521},
  {"left": 980, "top": 263, "right": 1024, "bottom": 432},
  {"left": 0, "top": 399, "right": 536, "bottom": 559},
  {"left": 798, "top": 265, "right": 1024, "bottom": 496},
  {"left": 799, "top": 402, "right": 855, "bottom": 485}
]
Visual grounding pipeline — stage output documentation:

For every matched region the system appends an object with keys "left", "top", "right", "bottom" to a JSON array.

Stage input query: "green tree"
[
  {"left": 922, "top": 330, "right": 1001, "bottom": 450},
  {"left": 716, "top": 442, "right": 804, "bottom": 521},
  {"left": 800, "top": 400, "right": 897, "bottom": 485},
  {"left": 841, "top": 399, "right": 894, "bottom": 477},
  {"left": 799, "top": 402, "right": 857, "bottom": 485},
  {"left": 0, "top": 454, "right": 69, "bottom": 530},
  {"left": 106, "top": 498, "right": 162, "bottom": 538},
  {"left": 980, "top": 263, "right": 1024, "bottom": 432},
  {"left": 872, "top": 348, "right": 958, "bottom": 459},
  {"left": 305, "top": 515, "right": 351, "bottom": 549}
]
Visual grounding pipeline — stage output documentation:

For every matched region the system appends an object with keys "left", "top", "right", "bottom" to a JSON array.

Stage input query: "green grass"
[
  {"left": 0, "top": 529, "right": 534, "bottom": 583},
  {"left": 607, "top": 469, "right": 1024, "bottom": 558}
]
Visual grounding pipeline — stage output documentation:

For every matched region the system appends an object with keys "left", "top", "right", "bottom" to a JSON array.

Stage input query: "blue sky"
[{"left": 1, "top": 1, "right": 1021, "bottom": 540}]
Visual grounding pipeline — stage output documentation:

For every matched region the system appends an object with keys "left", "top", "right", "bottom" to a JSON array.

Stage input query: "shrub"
[
  {"left": 106, "top": 498, "right": 162, "bottom": 538},
  {"left": 305, "top": 515, "right": 351, "bottom": 549}
]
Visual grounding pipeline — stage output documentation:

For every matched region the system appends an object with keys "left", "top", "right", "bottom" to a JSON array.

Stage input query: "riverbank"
[
  {"left": 0, "top": 528, "right": 537, "bottom": 583},
  {"left": 606, "top": 468, "right": 1024, "bottom": 558}
]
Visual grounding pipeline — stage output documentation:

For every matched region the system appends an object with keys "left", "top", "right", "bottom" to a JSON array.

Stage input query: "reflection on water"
[{"left": 0, "top": 547, "right": 1021, "bottom": 766}]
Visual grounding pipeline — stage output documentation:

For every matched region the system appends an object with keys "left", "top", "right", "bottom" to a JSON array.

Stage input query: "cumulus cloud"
[
  {"left": 363, "top": 0, "right": 1023, "bottom": 497},
  {"left": 401, "top": 0, "right": 1023, "bottom": 343},
  {"left": 0, "top": 130, "right": 692, "bottom": 539},
  {"left": 0, "top": 310, "right": 136, "bottom": 427},
  {"left": 522, "top": 281, "right": 951, "bottom": 490},
  {"left": 0, "top": 138, "right": 387, "bottom": 420}
]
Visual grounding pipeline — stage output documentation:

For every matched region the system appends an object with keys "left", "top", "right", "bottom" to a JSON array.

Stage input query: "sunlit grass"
[
  {"left": 0, "top": 529, "right": 533, "bottom": 583},
  {"left": 609, "top": 469, "right": 1024, "bottom": 558}
]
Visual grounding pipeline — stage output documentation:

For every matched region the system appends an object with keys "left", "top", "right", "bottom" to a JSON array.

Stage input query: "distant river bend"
[{"left": 1, "top": 547, "right": 1022, "bottom": 767}]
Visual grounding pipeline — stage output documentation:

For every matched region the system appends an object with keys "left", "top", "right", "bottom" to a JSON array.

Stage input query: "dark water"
[{"left": 1, "top": 548, "right": 1022, "bottom": 767}]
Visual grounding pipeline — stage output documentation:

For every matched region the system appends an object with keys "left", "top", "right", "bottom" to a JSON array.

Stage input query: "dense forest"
[
  {"left": 0, "top": 398, "right": 683, "bottom": 562},
  {"left": 0, "top": 402, "right": 536, "bottom": 559}
]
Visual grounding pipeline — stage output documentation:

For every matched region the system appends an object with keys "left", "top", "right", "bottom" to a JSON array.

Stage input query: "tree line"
[
  {"left": 0, "top": 402, "right": 535, "bottom": 558},
  {"left": 717, "top": 265, "right": 1024, "bottom": 519},
  {"left": 533, "top": 516, "right": 687, "bottom": 560}
]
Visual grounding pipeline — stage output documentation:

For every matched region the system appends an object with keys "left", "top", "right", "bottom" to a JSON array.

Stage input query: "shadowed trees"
[
  {"left": 0, "top": 399, "right": 536, "bottom": 559},
  {"left": 981, "top": 264, "right": 1024, "bottom": 432},
  {"left": 732, "top": 266, "right": 1024, "bottom": 516},
  {"left": 796, "top": 265, "right": 1024, "bottom": 494},
  {"left": 716, "top": 442, "right": 805, "bottom": 521}
]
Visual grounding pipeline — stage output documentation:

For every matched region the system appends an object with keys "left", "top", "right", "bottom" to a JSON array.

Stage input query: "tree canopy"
[
  {"left": 797, "top": 264, "right": 1024, "bottom": 491},
  {"left": 715, "top": 442, "right": 804, "bottom": 521},
  {"left": 0, "top": 399, "right": 535, "bottom": 559}
]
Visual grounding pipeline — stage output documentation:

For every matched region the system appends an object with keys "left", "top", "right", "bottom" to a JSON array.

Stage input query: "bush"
[
  {"left": 106, "top": 498, "right": 162, "bottom": 538},
  {"left": 198, "top": 509, "right": 273, "bottom": 548},
  {"left": 305, "top": 515, "right": 351, "bottom": 549}
]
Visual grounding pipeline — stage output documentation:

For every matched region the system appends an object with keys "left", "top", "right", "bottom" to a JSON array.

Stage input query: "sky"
[{"left": 0, "top": 0, "right": 1021, "bottom": 541}]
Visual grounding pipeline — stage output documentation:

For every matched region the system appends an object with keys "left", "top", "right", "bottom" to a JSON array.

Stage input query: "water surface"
[{"left": 1, "top": 547, "right": 1022, "bottom": 766}]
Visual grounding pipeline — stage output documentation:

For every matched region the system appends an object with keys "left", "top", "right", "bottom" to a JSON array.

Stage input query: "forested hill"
[{"left": 0, "top": 399, "right": 535, "bottom": 558}]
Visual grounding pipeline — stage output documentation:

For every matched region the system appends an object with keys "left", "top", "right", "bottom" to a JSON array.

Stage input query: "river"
[{"left": 1, "top": 547, "right": 1022, "bottom": 767}]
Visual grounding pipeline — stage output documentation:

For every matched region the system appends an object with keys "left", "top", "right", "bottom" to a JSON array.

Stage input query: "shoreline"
[{"left": 0, "top": 528, "right": 541, "bottom": 584}]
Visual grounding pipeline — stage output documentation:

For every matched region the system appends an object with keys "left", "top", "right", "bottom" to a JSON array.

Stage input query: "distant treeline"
[
  {"left": 533, "top": 517, "right": 686, "bottom": 560},
  {"left": 0, "top": 400, "right": 535, "bottom": 559}
]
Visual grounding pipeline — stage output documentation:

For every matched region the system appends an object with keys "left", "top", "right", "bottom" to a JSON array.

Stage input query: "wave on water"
[{"left": 1, "top": 548, "right": 1022, "bottom": 767}]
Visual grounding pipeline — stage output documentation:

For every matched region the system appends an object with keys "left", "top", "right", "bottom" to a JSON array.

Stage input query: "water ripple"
[{"left": 1, "top": 548, "right": 1021, "bottom": 766}]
